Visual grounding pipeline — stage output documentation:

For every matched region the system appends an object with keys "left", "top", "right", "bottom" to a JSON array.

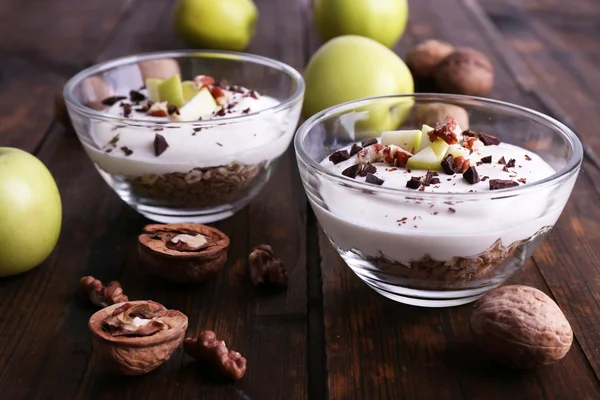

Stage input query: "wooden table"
[{"left": 1, "top": 0, "right": 600, "bottom": 398}]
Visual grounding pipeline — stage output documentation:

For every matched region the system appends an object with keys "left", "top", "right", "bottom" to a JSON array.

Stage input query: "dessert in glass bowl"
[
  {"left": 64, "top": 51, "right": 304, "bottom": 223},
  {"left": 295, "top": 94, "right": 582, "bottom": 307}
]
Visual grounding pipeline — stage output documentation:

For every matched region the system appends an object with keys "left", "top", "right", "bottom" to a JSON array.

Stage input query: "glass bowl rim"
[
  {"left": 63, "top": 49, "right": 305, "bottom": 127},
  {"left": 294, "top": 93, "right": 583, "bottom": 200}
]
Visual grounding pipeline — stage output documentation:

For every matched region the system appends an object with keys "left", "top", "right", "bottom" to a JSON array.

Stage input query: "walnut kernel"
[{"left": 184, "top": 331, "right": 247, "bottom": 380}]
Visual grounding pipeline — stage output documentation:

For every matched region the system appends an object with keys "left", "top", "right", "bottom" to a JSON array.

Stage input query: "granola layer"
[{"left": 126, "top": 161, "right": 266, "bottom": 208}]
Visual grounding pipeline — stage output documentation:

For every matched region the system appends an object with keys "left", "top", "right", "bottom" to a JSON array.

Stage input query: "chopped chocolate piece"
[
  {"left": 105, "top": 148, "right": 112, "bottom": 153},
  {"left": 481, "top": 155, "right": 492, "bottom": 164},
  {"left": 216, "top": 142, "right": 223, "bottom": 147},
  {"left": 215, "top": 107, "right": 227, "bottom": 117},
  {"left": 489, "top": 179, "right": 519, "bottom": 190},
  {"left": 463, "top": 129, "right": 500, "bottom": 146},
  {"left": 502, "top": 165, "right": 509, "bottom": 172},
  {"left": 129, "top": 90, "right": 146, "bottom": 102},
  {"left": 153, "top": 134, "right": 169, "bottom": 156},
  {"left": 498, "top": 156, "right": 506, "bottom": 165},
  {"left": 476, "top": 161, "right": 483, "bottom": 166},
  {"left": 120, "top": 146, "right": 133, "bottom": 156},
  {"left": 441, "top": 154, "right": 457, "bottom": 175},
  {"left": 242, "top": 108, "right": 251, "bottom": 114},
  {"left": 108, "top": 134, "right": 120, "bottom": 146},
  {"left": 249, "top": 90, "right": 259, "bottom": 99},
  {"left": 167, "top": 105, "right": 180, "bottom": 115},
  {"left": 430, "top": 177, "right": 441, "bottom": 185},
  {"left": 481, "top": 175, "right": 489, "bottom": 181},
  {"left": 120, "top": 103, "right": 132, "bottom": 118},
  {"left": 422, "top": 169, "right": 436, "bottom": 186},
  {"left": 350, "top": 143, "right": 363, "bottom": 156},
  {"left": 342, "top": 164, "right": 361, "bottom": 179},
  {"left": 361, "top": 138, "right": 378, "bottom": 147},
  {"left": 406, "top": 177, "right": 422, "bottom": 190},
  {"left": 449, "top": 207, "right": 456, "bottom": 213},
  {"left": 358, "top": 163, "right": 377, "bottom": 177},
  {"left": 328, "top": 150, "right": 350, "bottom": 165},
  {"left": 525, "top": 154, "right": 532, "bottom": 161},
  {"left": 506, "top": 158, "right": 516, "bottom": 168},
  {"left": 365, "top": 173, "right": 384, "bottom": 186},
  {"left": 463, "top": 166, "right": 480, "bottom": 184},
  {"left": 135, "top": 105, "right": 150, "bottom": 113},
  {"left": 101, "top": 96, "right": 127, "bottom": 106},
  {"left": 518, "top": 177, "right": 527, "bottom": 184}
]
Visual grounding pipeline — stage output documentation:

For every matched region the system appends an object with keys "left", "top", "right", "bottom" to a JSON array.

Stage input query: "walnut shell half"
[
  {"left": 88, "top": 300, "right": 188, "bottom": 376},
  {"left": 470, "top": 285, "right": 573, "bottom": 369},
  {"left": 138, "top": 223, "right": 230, "bottom": 284}
]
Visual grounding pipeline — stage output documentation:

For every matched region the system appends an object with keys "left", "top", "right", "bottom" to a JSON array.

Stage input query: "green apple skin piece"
[
  {"left": 417, "top": 124, "right": 434, "bottom": 152},
  {"left": 430, "top": 139, "right": 450, "bottom": 158},
  {"left": 0, "top": 148, "right": 61, "bottom": 277},
  {"left": 446, "top": 144, "right": 481, "bottom": 163},
  {"left": 381, "top": 129, "right": 420, "bottom": 153},
  {"left": 303, "top": 35, "right": 414, "bottom": 133},
  {"left": 145, "top": 78, "right": 162, "bottom": 102},
  {"left": 173, "top": 0, "right": 258, "bottom": 51},
  {"left": 172, "top": 88, "right": 218, "bottom": 121},
  {"left": 181, "top": 80, "right": 199, "bottom": 102},
  {"left": 406, "top": 146, "right": 442, "bottom": 171},
  {"left": 158, "top": 75, "right": 186, "bottom": 108},
  {"left": 314, "top": 0, "right": 409, "bottom": 48}
]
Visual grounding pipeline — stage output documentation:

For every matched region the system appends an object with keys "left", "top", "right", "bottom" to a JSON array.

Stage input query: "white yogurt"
[
  {"left": 81, "top": 87, "right": 299, "bottom": 176},
  {"left": 314, "top": 137, "right": 575, "bottom": 263}
]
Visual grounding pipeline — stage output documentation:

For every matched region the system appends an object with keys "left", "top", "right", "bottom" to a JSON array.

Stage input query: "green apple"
[
  {"left": 314, "top": 0, "right": 409, "bottom": 48},
  {"left": 406, "top": 146, "right": 442, "bottom": 171},
  {"left": 145, "top": 78, "right": 162, "bottom": 102},
  {"left": 446, "top": 144, "right": 481, "bottom": 163},
  {"left": 181, "top": 80, "right": 199, "bottom": 102},
  {"left": 173, "top": 0, "right": 258, "bottom": 51},
  {"left": 0, "top": 148, "right": 61, "bottom": 277},
  {"left": 381, "top": 129, "right": 420, "bottom": 153},
  {"left": 172, "top": 88, "right": 219, "bottom": 121},
  {"left": 417, "top": 124, "right": 434, "bottom": 152},
  {"left": 158, "top": 75, "right": 186, "bottom": 108},
  {"left": 430, "top": 139, "right": 449, "bottom": 158},
  {"left": 303, "top": 35, "right": 414, "bottom": 134}
]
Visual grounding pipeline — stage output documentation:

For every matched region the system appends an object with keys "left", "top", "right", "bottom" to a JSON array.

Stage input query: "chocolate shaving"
[
  {"left": 463, "top": 166, "right": 480, "bottom": 184},
  {"left": 525, "top": 154, "right": 532, "bottom": 161},
  {"left": 449, "top": 207, "right": 456, "bottom": 213},
  {"left": 358, "top": 163, "right": 377, "bottom": 177},
  {"left": 498, "top": 156, "right": 506, "bottom": 165},
  {"left": 129, "top": 90, "right": 146, "bottom": 102},
  {"left": 101, "top": 96, "right": 127, "bottom": 106},
  {"left": 406, "top": 177, "right": 422, "bottom": 190},
  {"left": 121, "top": 146, "right": 133, "bottom": 156},
  {"left": 342, "top": 164, "right": 361, "bottom": 179},
  {"left": 365, "top": 173, "right": 384, "bottom": 186},
  {"left": 489, "top": 179, "right": 519, "bottom": 190},
  {"left": 328, "top": 150, "right": 350, "bottom": 165},
  {"left": 154, "top": 134, "right": 169, "bottom": 156},
  {"left": 350, "top": 144, "right": 363, "bottom": 156},
  {"left": 481, "top": 155, "right": 492, "bottom": 164},
  {"left": 441, "top": 154, "right": 457, "bottom": 175},
  {"left": 361, "top": 138, "right": 378, "bottom": 147},
  {"left": 120, "top": 103, "right": 132, "bottom": 118}
]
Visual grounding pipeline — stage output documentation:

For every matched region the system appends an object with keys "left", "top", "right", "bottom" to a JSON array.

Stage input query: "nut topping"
[
  {"left": 102, "top": 302, "right": 170, "bottom": 337},
  {"left": 79, "top": 276, "right": 129, "bottom": 307},
  {"left": 248, "top": 244, "right": 288, "bottom": 287},
  {"left": 427, "top": 115, "right": 461, "bottom": 145},
  {"left": 138, "top": 223, "right": 230, "bottom": 284},
  {"left": 184, "top": 331, "right": 247, "bottom": 380}
]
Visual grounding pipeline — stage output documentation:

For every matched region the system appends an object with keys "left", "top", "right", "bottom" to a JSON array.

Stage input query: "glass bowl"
[
  {"left": 295, "top": 94, "right": 582, "bottom": 307},
  {"left": 64, "top": 50, "right": 304, "bottom": 223}
]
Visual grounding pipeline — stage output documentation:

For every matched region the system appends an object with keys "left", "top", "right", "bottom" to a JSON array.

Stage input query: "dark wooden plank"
[
  {"left": 310, "top": 0, "right": 600, "bottom": 397},
  {"left": 0, "top": 0, "right": 310, "bottom": 399}
]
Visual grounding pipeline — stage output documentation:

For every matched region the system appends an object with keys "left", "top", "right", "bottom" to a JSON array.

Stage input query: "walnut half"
[
  {"left": 88, "top": 300, "right": 188, "bottom": 375},
  {"left": 184, "top": 331, "right": 247, "bottom": 380},
  {"left": 138, "top": 223, "right": 230, "bottom": 284}
]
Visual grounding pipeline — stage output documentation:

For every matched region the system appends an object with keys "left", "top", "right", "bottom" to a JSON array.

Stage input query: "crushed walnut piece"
[
  {"left": 148, "top": 101, "right": 169, "bottom": 117},
  {"left": 101, "top": 302, "right": 173, "bottom": 337},
  {"left": 184, "top": 331, "right": 247, "bottom": 380},
  {"left": 248, "top": 244, "right": 289, "bottom": 287},
  {"left": 358, "top": 144, "right": 411, "bottom": 167},
  {"left": 428, "top": 115, "right": 460, "bottom": 145},
  {"left": 79, "top": 276, "right": 129, "bottom": 308}
]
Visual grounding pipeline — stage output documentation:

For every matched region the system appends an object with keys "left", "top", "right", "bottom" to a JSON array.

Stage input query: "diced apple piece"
[
  {"left": 406, "top": 146, "right": 442, "bottom": 171},
  {"left": 446, "top": 144, "right": 481, "bottom": 163},
  {"left": 158, "top": 74, "right": 185, "bottom": 108},
  {"left": 417, "top": 124, "right": 434, "bottom": 152},
  {"left": 171, "top": 88, "right": 218, "bottom": 121},
  {"left": 430, "top": 138, "right": 449, "bottom": 158},
  {"left": 145, "top": 78, "right": 162, "bottom": 102},
  {"left": 381, "top": 129, "right": 421, "bottom": 153},
  {"left": 182, "top": 80, "right": 198, "bottom": 102}
]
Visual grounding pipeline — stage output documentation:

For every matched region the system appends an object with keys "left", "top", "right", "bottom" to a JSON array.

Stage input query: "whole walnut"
[
  {"left": 406, "top": 39, "right": 455, "bottom": 80},
  {"left": 413, "top": 102, "right": 469, "bottom": 130},
  {"left": 435, "top": 48, "right": 494, "bottom": 96},
  {"left": 470, "top": 285, "right": 573, "bottom": 369}
]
